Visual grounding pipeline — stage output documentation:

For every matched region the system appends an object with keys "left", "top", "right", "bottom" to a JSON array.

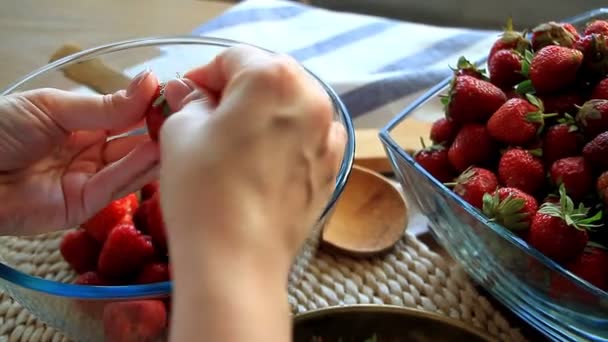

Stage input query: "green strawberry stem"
[
  {"left": 528, "top": 148, "right": 543, "bottom": 158},
  {"left": 515, "top": 80, "right": 535, "bottom": 95},
  {"left": 419, "top": 137, "right": 427, "bottom": 149},
  {"left": 538, "top": 184, "right": 603, "bottom": 231},
  {"left": 443, "top": 182, "right": 457, "bottom": 187}
]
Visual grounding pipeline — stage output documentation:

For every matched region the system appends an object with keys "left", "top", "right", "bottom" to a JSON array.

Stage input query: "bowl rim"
[
  {"left": 379, "top": 7, "right": 608, "bottom": 302},
  {"left": 0, "top": 36, "right": 356, "bottom": 299},
  {"left": 292, "top": 304, "right": 495, "bottom": 341}
]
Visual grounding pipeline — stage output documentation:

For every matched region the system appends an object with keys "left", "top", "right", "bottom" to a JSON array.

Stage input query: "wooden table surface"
[{"left": 0, "top": 0, "right": 232, "bottom": 89}]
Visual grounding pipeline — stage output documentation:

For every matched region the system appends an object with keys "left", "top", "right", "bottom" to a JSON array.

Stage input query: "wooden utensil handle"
[{"left": 49, "top": 43, "right": 131, "bottom": 94}]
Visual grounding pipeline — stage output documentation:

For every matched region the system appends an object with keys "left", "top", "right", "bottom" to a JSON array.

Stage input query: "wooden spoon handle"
[{"left": 49, "top": 43, "right": 131, "bottom": 94}]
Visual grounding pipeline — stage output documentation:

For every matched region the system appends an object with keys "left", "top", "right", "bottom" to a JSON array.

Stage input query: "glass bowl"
[
  {"left": 0, "top": 36, "right": 355, "bottom": 342},
  {"left": 380, "top": 8, "right": 608, "bottom": 342}
]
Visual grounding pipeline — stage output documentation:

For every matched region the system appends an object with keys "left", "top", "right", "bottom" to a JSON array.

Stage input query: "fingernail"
[{"left": 126, "top": 68, "right": 151, "bottom": 97}]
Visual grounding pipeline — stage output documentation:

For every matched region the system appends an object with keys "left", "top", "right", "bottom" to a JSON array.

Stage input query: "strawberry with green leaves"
[
  {"left": 542, "top": 114, "right": 584, "bottom": 165},
  {"left": 447, "top": 124, "right": 498, "bottom": 172},
  {"left": 527, "top": 45, "right": 583, "bottom": 94},
  {"left": 528, "top": 185, "right": 603, "bottom": 263},
  {"left": 448, "top": 167, "right": 498, "bottom": 209},
  {"left": 482, "top": 187, "right": 539, "bottom": 231},
  {"left": 488, "top": 17, "right": 530, "bottom": 62},
  {"left": 497, "top": 148, "right": 545, "bottom": 195},
  {"left": 550, "top": 156, "right": 594, "bottom": 202},
  {"left": 488, "top": 49, "right": 525, "bottom": 89},
  {"left": 441, "top": 75, "right": 507, "bottom": 124},
  {"left": 414, "top": 139, "right": 456, "bottom": 183},
  {"left": 451, "top": 56, "right": 487, "bottom": 79},
  {"left": 575, "top": 99, "right": 608, "bottom": 139},
  {"left": 487, "top": 94, "right": 556, "bottom": 146},
  {"left": 531, "top": 21, "right": 579, "bottom": 51},
  {"left": 574, "top": 34, "right": 608, "bottom": 79}
]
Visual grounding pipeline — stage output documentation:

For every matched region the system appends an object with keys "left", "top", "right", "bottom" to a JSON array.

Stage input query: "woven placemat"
[{"left": 0, "top": 228, "right": 529, "bottom": 342}]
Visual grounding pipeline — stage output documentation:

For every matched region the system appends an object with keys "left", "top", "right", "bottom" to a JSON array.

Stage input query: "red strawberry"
[
  {"left": 542, "top": 116, "right": 584, "bottom": 165},
  {"left": 597, "top": 170, "right": 608, "bottom": 195},
  {"left": 488, "top": 18, "right": 530, "bottom": 61},
  {"left": 146, "top": 192, "right": 168, "bottom": 253},
  {"left": 528, "top": 185, "right": 602, "bottom": 263},
  {"left": 528, "top": 45, "right": 583, "bottom": 94},
  {"left": 414, "top": 141, "right": 456, "bottom": 182},
  {"left": 497, "top": 148, "right": 545, "bottom": 195},
  {"left": 575, "top": 99, "right": 608, "bottom": 139},
  {"left": 141, "top": 181, "right": 160, "bottom": 201},
  {"left": 450, "top": 167, "right": 498, "bottom": 209},
  {"left": 583, "top": 131, "right": 608, "bottom": 171},
  {"left": 60, "top": 229, "right": 101, "bottom": 274},
  {"left": 146, "top": 82, "right": 173, "bottom": 142},
  {"left": 447, "top": 124, "right": 497, "bottom": 172},
  {"left": 551, "top": 245, "right": 608, "bottom": 296},
  {"left": 531, "top": 21, "right": 579, "bottom": 51},
  {"left": 75, "top": 271, "right": 111, "bottom": 286},
  {"left": 98, "top": 223, "right": 155, "bottom": 279},
  {"left": 482, "top": 187, "right": 539, "bottom": 231},
  {"left": 584, "top": 20, "right": 608, "bottom": 36},
  {"left": 591, "top": 78, "right": 608, "bottom": 100},
  {"left": 81, "top": 193, "right": 139, "bottom": 243},
  {"left": 135, "top": 262, "right": 171, "bottom": 284},
  {"left": 103, "top": 300, "right": 168, "bottom": 342},
  {"left": 550, "top": 156, "right": 594, "bottom": 202},
  {"left": 441, "top": 75, "right": 507, "bottom": 124},
  {"left": 539, "top": 89, "right": 584, "bottom": 116},
  {"left": 574, "top": 34, "right": 608, "bottom": 78},
  {"left": 451, "top": 56, "right": 487, "bottom": 79},
  {"left": 504, "top": 89, "right": 525, "bottom": 99},
  {"left": 488, "top": 49, "right": 525, "bottom": 89},
  {"left": 487, "top": 95, "right": 556, "bottom": 145},
  {"left": 134, "top": 199, "right": 150, "bottom": 233},
  {"left": 429, "top": 118, "right": 458, "bottom": 145}
]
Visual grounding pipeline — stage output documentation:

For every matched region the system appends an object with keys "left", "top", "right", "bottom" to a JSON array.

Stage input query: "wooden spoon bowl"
[{"left": 321, "top": 164, "right": 408, "bottom": 257}]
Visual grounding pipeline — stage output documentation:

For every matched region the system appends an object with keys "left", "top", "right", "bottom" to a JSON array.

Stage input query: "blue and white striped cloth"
[{"left": 189, "top": 0, "right": 499, "bottom": 127}]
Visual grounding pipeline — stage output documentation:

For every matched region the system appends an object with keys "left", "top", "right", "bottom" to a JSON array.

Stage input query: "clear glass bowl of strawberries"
[
  {"left": 0, "top": 37, "right": 355, "bottom": 342},
  {"left": 380, "top": 8, "right": 608, "bottom": 342}
]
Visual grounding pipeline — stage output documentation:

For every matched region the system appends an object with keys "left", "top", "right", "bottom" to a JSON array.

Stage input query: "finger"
[
  {"left": 83, "top": 141, "right": 160, "bottom": 215},
  {"left": 323, "top": 122, "right": 347, "bottom": 183},
  {"left": 163, "top": 78, "right": 215, "bottom": 112},
  {"left": 184, "top": 44, "right": 273, "bottom": 93},
  {"left": 23, "top": 70, "right": 159, "bottom": 132},
  {"left": 103, "top": 135, "right": 151, "bottom": 164}
]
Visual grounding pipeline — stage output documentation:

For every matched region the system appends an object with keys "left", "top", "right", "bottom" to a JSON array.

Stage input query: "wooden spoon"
[{"left": 321, "top": 165, "right": 408, "bottom": 257}]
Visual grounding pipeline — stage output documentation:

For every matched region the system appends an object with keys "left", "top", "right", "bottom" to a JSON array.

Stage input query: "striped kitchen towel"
[{"left": 189, "top": 0, "right": 500, "bottom": 128}]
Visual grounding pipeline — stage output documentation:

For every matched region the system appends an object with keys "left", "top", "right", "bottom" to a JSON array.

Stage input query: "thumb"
[{"left": 18, "top": 69, "right": 158, "bottom": 133}]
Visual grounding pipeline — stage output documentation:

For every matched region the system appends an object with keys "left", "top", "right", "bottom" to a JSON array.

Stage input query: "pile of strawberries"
[
  {"left": 59, "top": 82, "right": 174, "bottom": 341},
  {"left": 415, "top": 18, "right": 608, "bottom": 294}
]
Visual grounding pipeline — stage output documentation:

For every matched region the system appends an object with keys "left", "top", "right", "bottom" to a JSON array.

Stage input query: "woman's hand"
[
  {"left": 159, "top": 45, "right": 347, "bottom": 342},
  {"left": 0, "top": 71, "right": 160, "bottom": 235}
]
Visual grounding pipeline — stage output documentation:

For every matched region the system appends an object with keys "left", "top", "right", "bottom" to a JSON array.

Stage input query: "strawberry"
[
  {"left": 141, "top": 181, "right": 160, "bottom": 201},
  {"left": 135, "top": 262, "right": 171, "bottom": 284},
  {"left": 429, "top": 118, "right": 458, "bottom": 145},
  {"left": 591, "top": 78, "right": 608, "bottom": 100},
  {"left": 550, "top": 156, "right": 594, "bottom": 202},
  {"left": 447, "top": 124, "right": 498, "bottom": 172},
  {"left": 497, "top": 148, "right": 545, "bottom": 195},
  {"left": 539, "top": 89, "right": 584, "bottom": 116},
  {"left": 482, "top": 187, "right": 538, "bottom": 231},
  {"left": 451, "top": 56, "right": 487, "bottom": 79},
  {"left": 531, "top": 21, "right": 579, "bottom": 51},
  {"left": 146, "top": 82, "right": 173, "bottom": 142},
  {"left": 75, "top": 271, "right": 111, "bottom": 286},
  {"left": 551, "top": 244, "right": 608, "bottom": 295},
  {"left": 542, "top": 116, "right": 584, "bottom": 165},
  {"left": 60, "top": 229, "right": 101, "bottom": 274},
  {"left": 583, "top": 131, "right": 608, "bottom": 171},
  {"left": 488, "top": 18, "right": 530, "bottom": 61},
  {"left": 441, "top": 75, "right": 507, "bottom": 124},
  {"left": 414, "top": 141, "right": 456, "bottom": 183},
  {"left": 528, "top": 185, "right": 602, "bottom": 263},
  {"left": 98, "top": 223, "right": 155, "bottom": 279},
  {"left": 488, "top": 49, "right": 525, "bottom": 89},
  {"left": 449, "top": 167, "right": 498, "bottom": 209},
  {"left": 597, "top": 171, "right": 608, "bottom": 198},
  {"left": 487, "top": 94, "right": 556, "bottom": 145},
  {"left": 81, "top": 193, "right": 139, "bottom": 243},
  {"left": 103, "top": 300, "right": 168, "bottom": 342},
  {"left": 575, "top": 99, "right": 608, "bottom": 139},
  {"left": 584, "top": 20, "right": 608, "bottom": 36},
  {"left": 574, "top": 34, "right": 608, "bottom": 79},
  {"left": 146, "top": 192, "right": 168, "bottom": 253},
  {"left": 528, "top": 45, "right": 583, "bottom": 94},
  {"left": 133, "top": 199, "right": 150, "bottom": 233}
]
